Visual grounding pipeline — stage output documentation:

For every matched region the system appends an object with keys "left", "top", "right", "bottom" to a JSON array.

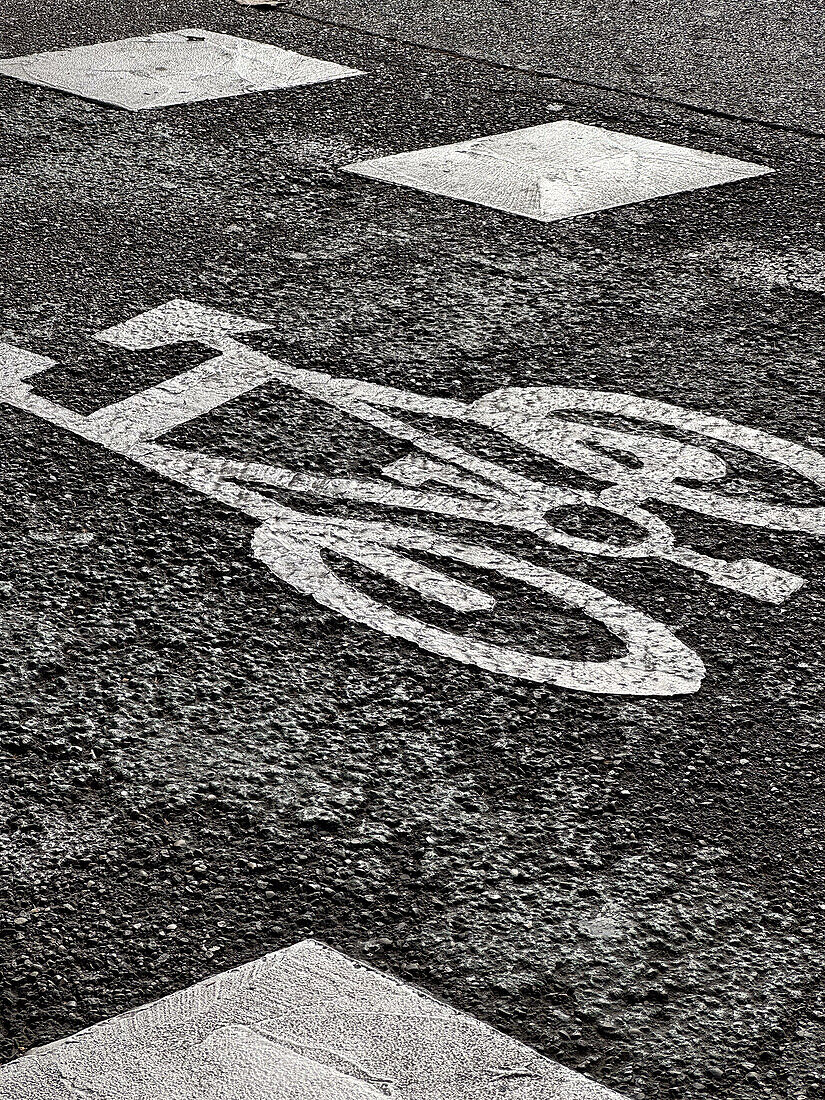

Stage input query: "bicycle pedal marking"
[{"left": 2, "top": 299, "right": 821, "bottom": 697}]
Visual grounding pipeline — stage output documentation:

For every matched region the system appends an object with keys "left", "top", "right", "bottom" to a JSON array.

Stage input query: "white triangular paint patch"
[
  {"left": 0, "top": 29, "right": 363, "bottom": 110},
  {"left": 344, "top": 120, "right": 773, "bottom": 221},
  {"left": 0, "top": 940, "right": 625, "bottom": 1098}
]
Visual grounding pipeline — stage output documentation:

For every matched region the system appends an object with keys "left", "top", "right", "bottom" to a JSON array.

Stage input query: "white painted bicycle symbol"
[{"left": 2, "top": 300, "right": 822, "bottom": 696}]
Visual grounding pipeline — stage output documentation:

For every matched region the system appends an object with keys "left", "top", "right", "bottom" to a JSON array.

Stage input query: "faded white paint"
[
  {"left": 0, "top": 940, "right": 624, "bottom": 1099},
  {"left": 2, "top": 299, "right": 821, "bottom": 696},
  {"left": 343, "top": 121, "right": 772, "bottom": 221},
  {"left": 0, "top": 29, "right": 363, "bottom": 110}
]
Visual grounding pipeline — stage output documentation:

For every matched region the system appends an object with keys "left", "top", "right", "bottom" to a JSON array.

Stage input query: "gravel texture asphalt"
[
  {"left": 288, "top": 0, "right": 825, "bottom": 133},
  {"left": 0, "top": 4, "right": 824, "bottom": 1099}
]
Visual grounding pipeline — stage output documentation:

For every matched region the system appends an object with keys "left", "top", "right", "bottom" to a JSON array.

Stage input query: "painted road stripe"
[
  {"left": 343, "top": 120, "right": 772, "bottom": 222},
  {"left": 0, "top": 940, "right": 624, "bottom": 1098},
  {"left": 0, "top": 29, "right": 364, "bottom": 111}
]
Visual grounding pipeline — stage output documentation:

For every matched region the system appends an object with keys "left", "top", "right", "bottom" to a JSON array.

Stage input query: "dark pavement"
[
  {"left": 289, "top": 0, "right": 825, "bottom": 133},
  {"left": 0, "top": 3, "right": 824, "bottom": 1099}
]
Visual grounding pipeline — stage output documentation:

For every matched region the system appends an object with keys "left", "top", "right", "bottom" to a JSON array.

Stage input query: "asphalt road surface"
[
  {"left": 1, "top": 3, "right": 824, "bottom": 1099},
  {"left": 288, "top": 0, "right": 825, "bottom": 133}
]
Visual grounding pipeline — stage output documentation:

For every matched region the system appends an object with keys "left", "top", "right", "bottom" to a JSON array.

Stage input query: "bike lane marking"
[
  {"left": 3, "top": 299, "right": 822, "bottom": 698},
  {"left": 0, "top": 939, "right": 625, "bottom": 1099},
  {"left": 0, "top": 28, "right": 363, "bottom": 111},
  {"left": 343, "top": 120, "right": 773, "bottom": 223}
]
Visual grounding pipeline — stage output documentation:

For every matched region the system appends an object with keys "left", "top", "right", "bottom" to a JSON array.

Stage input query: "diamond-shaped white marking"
[
  {"left": 343, "top": 120, "right": 773, "bottom": 222},
  {"left": 0, "top": 940, "right": 625, "bottom": 1099},
  {"left": 0, "top": 28, "right": 363, "bottom": 110}
]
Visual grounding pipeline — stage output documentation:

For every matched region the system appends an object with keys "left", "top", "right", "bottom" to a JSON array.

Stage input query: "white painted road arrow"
[{"left": 0, "top": 940, "right": 624, "bottom": 1098}]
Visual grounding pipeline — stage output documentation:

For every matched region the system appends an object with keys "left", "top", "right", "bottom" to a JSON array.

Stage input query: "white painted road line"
[
  {"left": 344, "top": 120, "right": 772, "bottom": 221},
  {"left": 0, "top": 29, "right": 364, "bottom": 110},
  {"left": 0, "top": 940, "right": 625, "bottom": 1099}
]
